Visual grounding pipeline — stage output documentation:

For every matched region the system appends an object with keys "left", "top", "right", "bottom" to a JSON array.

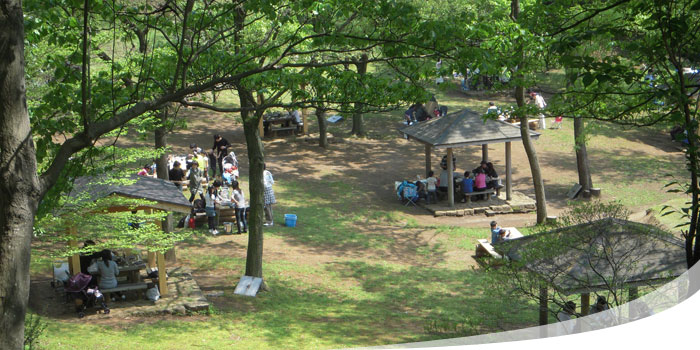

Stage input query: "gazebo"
[
  {"left": 399, "top": 109, "right": 540, "bottom": 207},
  {"left": 497, "top": 218, "right": 687, "bottom": 324},
  {"left": 64, "top": 175, "right": 192, "bottom": 296}
]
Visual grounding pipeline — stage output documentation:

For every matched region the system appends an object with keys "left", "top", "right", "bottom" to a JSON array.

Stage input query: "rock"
[
  {"left": 474, "top": 207, "right": 487, "bottom": 214},
  {"left": 463, "top": 209, "right": 474, "bottom": 216},
  {"left": 485, "top": 210, "right": 496, "bottom": 217},
  {"left": 456, "top": 210, "right": 464, "bottom": 217}
]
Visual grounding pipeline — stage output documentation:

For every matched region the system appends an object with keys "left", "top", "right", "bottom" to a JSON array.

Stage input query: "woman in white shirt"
[
  {"left": 263, "top": 163, "right": 276, "bottom": 226},
  {"left": 205, "top": 180, "right": 222, "bottom": 235},
  {"left": 231, "top": 180, "right": 248, "bottom": 234}
]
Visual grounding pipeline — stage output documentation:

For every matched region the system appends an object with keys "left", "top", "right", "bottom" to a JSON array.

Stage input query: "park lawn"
[{"left": 32, "top": 175, "right": 540, "bottom": 350}]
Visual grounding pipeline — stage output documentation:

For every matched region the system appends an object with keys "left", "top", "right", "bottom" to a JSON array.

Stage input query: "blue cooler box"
[{"left": 284, "top": 214, "right": 297, "bottom": 227}]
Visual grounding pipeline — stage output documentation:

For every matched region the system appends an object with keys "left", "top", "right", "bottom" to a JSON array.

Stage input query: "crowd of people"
[{"left": 136, "top": 133, "right": 276, "bottom": 234}]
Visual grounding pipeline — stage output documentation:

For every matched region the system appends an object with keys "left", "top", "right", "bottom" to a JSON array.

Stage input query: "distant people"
[
  {"left": 187, "top": 161, "right": 205, "bottom": 203},
  {"left": 485, "top": 162, "right": 500, "bottom": 194},
  {"left": 168, "top": 161, "right": 186, "bottom": 190},
  {"left": 490, "top": 221, "right": 501, "bottom": 244},
  {"left": 425, "top": 171, "right": 438, "bottom": 204},
  {"left": 189, "top": 143, "right": 203, "bottom": 154},
  {"left": 404, "top": 104, "right": 420, "bottom": 125},
  {"left": 590, "top": 295, "right": 610, "bottom": 314},
  {"left": 552, "top": 115, "right": 563, "bottom": 129},
  {"left": 440, "top": 154, "right": 457, "bottom": 170},
  {"left": 290, "top": 109, "right": 303, "bottom": 128},
  {"left": 496, "top": 229, "right": 512, "bottom": 243},
  {"left": 528, "top": 90, "right": 547, "bottom": 129},
  {"left": 212, "top": 134, "right": 231, "bottom": 176},
  {"left": 231, "top": 180, "right": 248, "bottom": 234},
  {"left": 263, "top": 163, "right": 276, "bottom": 226},
  {"left": 96, "top": 249, "right": 119, "bottom": 290},
  {"left": 137, "top": 164, "right": 154, "bottom": 177},
  {"left": 79, "top": 240, "right": 99, "bottom": 275},
  {"left": 486, "top": 102, "right": 500, "bottom": 115},
  {"left": 474, "top": 168, "right": 487, "bottom": 200},
  {"left": 460, "top": 171, "right": 474, "bottom": 203},
  {"left": 556, "top": 301, "right": 577, "bottom": 334},
  {"left": 205, "top": 180, "right": 222, "bottom": 235},
  {"left": 472, "top": 160, "right": 488, "bottom": 175}
]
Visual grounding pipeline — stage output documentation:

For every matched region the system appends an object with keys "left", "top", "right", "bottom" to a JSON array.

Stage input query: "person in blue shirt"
[
  {"left": 490, "top": 221, "right": 501, "bottom": 244},
  {"left": 460, "top": 171, "right": 474, "bottom": 203}
]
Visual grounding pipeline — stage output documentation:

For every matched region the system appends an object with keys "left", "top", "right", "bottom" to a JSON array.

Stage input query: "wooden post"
[
  {"left": 505, "top": 142, "right": 512, "bottom": 200},
  {"left": 539, "top": 286, "right": 548, "bottom": 326},
  {"left": 258, "top": 114, "right": 265, "bottom": 137},
  {"left": 581, "top": 293, "right": 590, "bottom": 316},
  {"left": 147, "top": 252, "right": 156, "bottom": 269},
  {"left": 156, "top": 252, "right": 168, "bottom": 297},
  {"left": 447, "top": 148, "right": 454, "bottom": 208},
  {"left": 482, "top": 144, "right": 488, "bottom": 162},
  {"left": 425, "top": 144, "right": 432, "bottom": 178},
  {"left": 67, "top": 227, "right": 81, "bottom": 276}
]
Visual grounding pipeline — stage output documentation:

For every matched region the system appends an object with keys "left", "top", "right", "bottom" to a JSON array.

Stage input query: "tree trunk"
[
  {"left": 154, "top": 124, "right": 168, "bottom": 180},
  {"left": 574, "top": 116, "right": 592, "bottom": 191},
  {"left": 351, "top": 54, "right": 368, "bottom": 137},
  {"left": 515, "top": 86, "right": 548, "bottom": 224},
  {"left": 511, "top": 0, "right": 547, "bottom": 224},
  {"left": 238, "top": 87, "right": 266, "bottom": 285},
  {"left": 0, "top": 2, "right": 41, "bottom": 348},
  {"left": 316, "top": 108, "right": 328, "bottom": 148}
]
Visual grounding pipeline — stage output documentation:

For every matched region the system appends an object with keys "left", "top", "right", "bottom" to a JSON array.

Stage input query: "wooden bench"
[
  {"left": 475, "top": 239, "right": 502, "bottom": 259},
  {"left": 102, "top": 282, "right": 148, "bottom": 299},
  {"left": 270, "top": 126, "right": 297, "bottom": 137},
  {"left": 462, "top": 188, "right": 497, "bottom": 203}
]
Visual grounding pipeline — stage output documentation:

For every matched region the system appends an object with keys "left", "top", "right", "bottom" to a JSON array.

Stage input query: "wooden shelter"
[
  {"left": 496, "top": 218, "right": 687, "bottom": 324},
  {"left": 399, "top": 109, "right": 540, "bottom": 207},
  {"left": 65, "top": 175, "right": 192, "bottom": 296}
]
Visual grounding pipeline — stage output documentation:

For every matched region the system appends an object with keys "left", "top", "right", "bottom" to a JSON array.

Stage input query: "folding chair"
[{"left": 403, "top": 186, "right": 418, "bottom": 207}]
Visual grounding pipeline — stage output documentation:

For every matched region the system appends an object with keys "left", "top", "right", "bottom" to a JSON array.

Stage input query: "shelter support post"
[
  {"left": 258, "top": 114, "right": 264, "bottom": 136},
  {"left": 482, "top": 144, "right": 488, "bottom": 162},
  {"left": 156, "top": 252, "right": 168, "bottom": 297},
  {"left": 581, "top": 293, "right": 590, "bottom": 316},
  {"left": 505, "top": 142, "right": 512, "bottom": 200},
  {"left": 425, "top": 144, "right": 432, "bottom": 178},
  {"left": 447, "top": 148, "right": 455, "bottom": 208},
  {"left": 67, "top": 227, "right": 81, "bottom": 276},
  {"left": 539, "top": 285, "right": 548, "bottom": 330},
  {"left": 147, "top": 252, "right": 156, "bottom": 269}
]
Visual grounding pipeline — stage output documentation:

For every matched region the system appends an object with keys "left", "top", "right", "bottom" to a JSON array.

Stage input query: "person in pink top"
[{"left": 474, "top": 168, "right": 487, "bottom": 200}]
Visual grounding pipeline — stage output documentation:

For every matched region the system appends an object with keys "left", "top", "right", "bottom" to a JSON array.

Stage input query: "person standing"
[
  {"left": 168, "top": 161, "right": 186, "bottom": 190},
  {"left": 231, "top": 180, "right": 248, "bottom": 234},
  {"left": 263, "top": 163, "right": 276, "bottom": 226},
  {"left": 212, "top": 134, "right": 231, "bottom": 177},
  {"left": 528, "top": 90, "right": 547, "bottom": 129},
  {"left": 425, "top": 170, "right": 438, "bottom": 204},
  {"left": 205, "top": 180, "right": 222, "bottom": 235},
  {"left": 187, "top": 161, "right": 204, "bottom": 203}
]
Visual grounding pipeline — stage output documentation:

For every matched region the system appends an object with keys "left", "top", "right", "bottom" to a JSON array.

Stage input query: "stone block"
[{"left": 463, "top": 209, "right": 474, "bottom": 215}]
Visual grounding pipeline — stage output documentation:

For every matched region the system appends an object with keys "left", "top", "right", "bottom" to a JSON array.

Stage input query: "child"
[
  {"left": 474, "top": 168, "right": 487, "bottom": 200},
  {"left": 205, "top": 180, "right": 222, "bottom": 235},
  {"left": 490, "top": 221, "right": 501, "bottom": 244},
  {"left": 460, "top": 171, "right": 474, "bottom": 203},
  {"left": 231, "top": 180, "right": 248, "bottom": 234},
  {"left": 425, "top": 170, "right": 438, "bottom": 204}
]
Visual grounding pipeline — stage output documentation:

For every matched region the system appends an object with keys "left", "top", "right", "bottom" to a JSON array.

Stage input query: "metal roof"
[{"left": 399, "top": 109, "right": 540, "bottom": 149}]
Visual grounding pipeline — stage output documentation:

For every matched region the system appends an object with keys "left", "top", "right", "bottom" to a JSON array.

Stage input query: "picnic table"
[{"left": 264, "top": 112, "right": 298, "bottom": 136}]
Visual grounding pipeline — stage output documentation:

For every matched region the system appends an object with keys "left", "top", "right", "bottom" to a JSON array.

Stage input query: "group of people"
[
  {"left": 484, "top": 91, "right": 563, "bottom": 130},
  {"left": 137, "top": 133, "right": 278, "bottom": 234},
  {"left": 404, "top": 96, "right": 447, "bottom": 125},
  {"left": 77, "top": 240, "right": 124, "bottom": 301}
]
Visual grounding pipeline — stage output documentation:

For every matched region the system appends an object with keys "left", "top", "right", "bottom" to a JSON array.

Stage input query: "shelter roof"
[
  {"left": 498, "top": 218, "right": 687, "bottom": 294},
  {"left": 399, "top": 109, "right": 540, "bottom": 148},
  {"left": 68, "top": 175, "right": 192, "bottom": 214}
]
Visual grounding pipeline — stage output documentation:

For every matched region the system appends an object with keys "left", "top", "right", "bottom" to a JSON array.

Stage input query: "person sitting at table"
[
  {"left": 460, "top": 171, "right": 474, "bottom": 203},
  {"left": 96, "top": 249, "right": 123, "bottom": 300},
  {"left": 474, "top": 168, "right": 488, "bottom": 200},
  {"left": 137, "top": 164, "right": 155, "bottom": 178},
  {"left": 495, "top": 229, "right": 513, "bottom": 243},
  {"left": 168, "top": 161, "right": 186, "bottom": 190},
  {"left": 485, "top": 162, "right": 501, "bottom": 195},
  {"left": 290, "top": 109, "right": 303, "bottom": 129},
  {"left": 415, "top": 180, "right": 428, "bottom": 202},
  {"left": 79, "top": 240, "right": 100, "bottom": 275}
]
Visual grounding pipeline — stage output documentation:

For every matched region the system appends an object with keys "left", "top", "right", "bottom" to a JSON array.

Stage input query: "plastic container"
[
  {"left": 284, "top": 214, "right": 297, "bottom": 227},
  {"left": 223, "top": 222, "right": 234, "bottom": 233}
]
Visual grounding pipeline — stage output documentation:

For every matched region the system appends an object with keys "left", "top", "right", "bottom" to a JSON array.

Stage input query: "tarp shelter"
[
  {"left": 399, "top": 109, "right": 540, "bottom": 207},
  {"left": 64, "top": 175, "right": 192, "bottom": 296},
  {"left": 496, "top": 218, "right": 687, "bottom": 324}
]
